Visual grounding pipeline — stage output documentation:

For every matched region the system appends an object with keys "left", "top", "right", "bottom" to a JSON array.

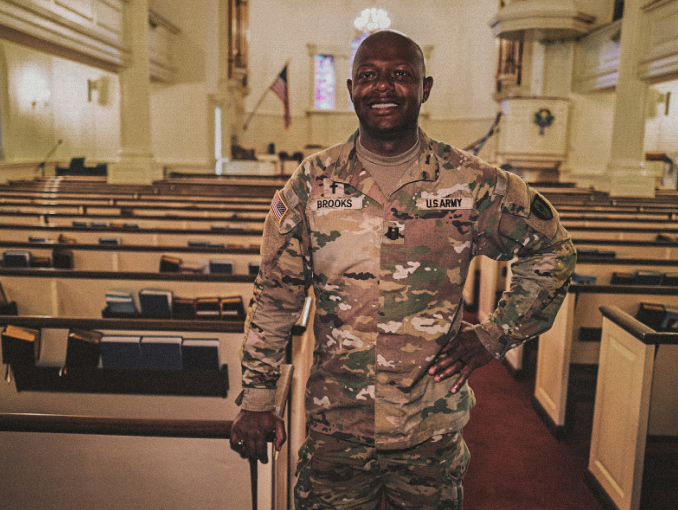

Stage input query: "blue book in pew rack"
[
  {"left": 105, "top": 291, "right": 138, "bottom": 315},
  {"left": 182, "top": 338, "right": 220, "bottom": 371},
  {"left": 2, "top": 250, "right": 31, "bottom": 267},
  {"left": 139, "top": 336, "right": 183, "bottom": 370},
  {"left": 99, "top": 335, "right": 142, "bottom": 369},
  {"left": 209, "top": 259, "right": 234, "bottom": 274},
  {"left": 139, "top": 289, "right": 173, "bottom": 318}
]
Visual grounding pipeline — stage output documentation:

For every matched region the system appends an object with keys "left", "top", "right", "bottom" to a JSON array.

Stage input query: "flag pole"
[{"left": 243, "top": 60, "right": 290, "bottom": 131}]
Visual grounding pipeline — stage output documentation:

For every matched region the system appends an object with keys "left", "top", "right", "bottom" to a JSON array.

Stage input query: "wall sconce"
[{"left": 87, "top": 76, "right": 109, "bottom": 105}]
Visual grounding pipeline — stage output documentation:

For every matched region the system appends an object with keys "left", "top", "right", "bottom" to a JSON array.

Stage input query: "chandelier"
[{"left": 353, "top": 8, "right": 391, "bottom": 33}]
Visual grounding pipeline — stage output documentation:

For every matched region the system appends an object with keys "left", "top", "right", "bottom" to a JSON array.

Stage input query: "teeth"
[{"left": 371, "top": 103, "right": 397, "bottom": 109}]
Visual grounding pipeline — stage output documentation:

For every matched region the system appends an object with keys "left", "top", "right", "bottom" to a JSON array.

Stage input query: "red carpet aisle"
[{"left": 462, "top": 359, "right": 602, "bottom": 510}]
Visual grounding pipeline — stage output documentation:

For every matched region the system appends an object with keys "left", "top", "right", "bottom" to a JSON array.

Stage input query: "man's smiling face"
[{"left": 347, "top": 31, "right": 433, "bottom": 153}]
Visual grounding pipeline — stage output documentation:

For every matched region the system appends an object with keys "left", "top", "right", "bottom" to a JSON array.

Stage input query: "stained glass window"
[
  {"left": 350, "top": 31, "right": 370, "bottom": 72},
  {"left": 314, "top": 55, "right": 336, "bottom": 110}
]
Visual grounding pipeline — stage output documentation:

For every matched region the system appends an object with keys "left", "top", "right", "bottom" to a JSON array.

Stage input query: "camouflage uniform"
[{"left": 239, "top": 128, "right": 575, "bottom": 449}]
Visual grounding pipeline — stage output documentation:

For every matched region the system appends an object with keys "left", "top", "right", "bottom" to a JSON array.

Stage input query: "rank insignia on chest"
[
  {"left": 323, "top": 180, "right": 345, "bottom": 198},
  {"left": 271, "top": 190, "right": 289, "bottom": 223}
]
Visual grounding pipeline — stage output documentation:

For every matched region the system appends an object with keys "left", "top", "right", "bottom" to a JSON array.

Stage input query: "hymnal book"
[
  {"left": 179, "top": 262, "right": 205, "bottom": 274},
  {"left": 0, "top": 301, "right": 18, "bottom": 315},
  {"left": 634, "top": 270, "right": 665, "bottom": 286},
  {"left": 635, "top": 302, "right": 666, "bottom": 330},
  {"left": 172, "top": 297, "right": 196, "bottom": 320},
  {"left": 58, "top": 234, "right": 77, "bottom": 244},
  {"left": 99, "top": 335, "right": 142, "bottom": 369},
  {"left": 99, "top": 237, "right": 121, "bottom": 245},
  {"left": 248, "top": 262, "right": 260, "bottom": 275},
  {"left": 0, "top": 283, "right": 17, "bottom": 315},
  {"left": 662, "top": 272, "right": 678, "bottom": 286},
  {"left": 30, "top": 256, "right": 52, "bottom": 268},
  {"left": 28, "top": 236, "right": 47, "bottom": 243},
  {"left": 90, "top": 221, "right": 110, "bottom": 228},
  {"left": 65, "top": 329, "right": 103, "bottom": 368},
  {"left": 209, "top": 260, "right": 234, "bottom": 274},
  {"left": 159, "top": 255, "right": 182, "bottom": 272},
  {"left": 52, "top": 248, "right": 74, "bottom": 269},
  {"left": 195, "top": 297, "right": 221, "bottom": 320},
  {"left": 72, "top": 221, "right": 88, "bottom": 227},
  {"left": 2, "top": 250, "right": 31, "bottom": 267},
  {"left": 571, "top": 273, "right": 597, "bottom": 285},
  {"left": 220, "top": 295, "right": 246, "bottom": 321},
  {"left": 182, "top": 338, "right": 220, "bottom": 371},
  {"left": 188, "top": 240, "right": 210, "bottom": 247},
  {"left": 660, "top": 308, "right": 678, "bottom": 331},
  {"left": 123, "top": 223, "right": 139, "bottom": 229},
  {"left": 1, "top": 324, "right": 40, "bottom": 365},
  {"left": 139, "top": 336, "right": 183, "bottom": 370},
  {"left": 105, "top": 291, "right": 138, "bottom": 315},
  {"left": 139, "top": 289, "right": 173, "bottom": 318},
  {"left": 575, "top": 249, "right": 616, "bottom": 259},
  {"left": 610, "top": 271, "right": 635, "bottom": 285}
]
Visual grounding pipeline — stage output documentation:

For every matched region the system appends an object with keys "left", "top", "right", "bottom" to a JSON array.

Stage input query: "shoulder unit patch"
[{"left": 530, "top": 194, "right": 553, "bottom": 221}]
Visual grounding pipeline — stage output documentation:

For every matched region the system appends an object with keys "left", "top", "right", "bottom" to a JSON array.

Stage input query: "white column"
[
  {"left": 604, "top": 0, "right": 654, "bottom": 197},
  {"left": 109, "top": 0, "right": 156, "bottom": 184}
]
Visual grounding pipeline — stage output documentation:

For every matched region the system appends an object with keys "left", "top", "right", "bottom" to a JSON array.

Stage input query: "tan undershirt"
[{"left": 356, "top": 135, "right": 420, "bottom": 197}]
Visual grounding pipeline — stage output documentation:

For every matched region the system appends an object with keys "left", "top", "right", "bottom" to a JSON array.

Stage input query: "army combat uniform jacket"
[{"left": 240, "top": 129, "right": 576, "bottom": 450}]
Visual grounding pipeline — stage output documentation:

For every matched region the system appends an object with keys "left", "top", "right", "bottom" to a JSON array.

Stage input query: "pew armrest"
[{"left": 274, "top": 364, "right": 294, "bottom": 418}]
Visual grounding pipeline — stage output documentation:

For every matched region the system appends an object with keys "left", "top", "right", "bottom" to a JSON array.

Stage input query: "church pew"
[
  {"left": 3, "top": 175, "right": 285, "bottom": 200},
  {"left": 0, "top": 312, "right": 303, "bottom": 510},
  {"left": 586, "top": 306, "right": 678, "bottom": 510},
  {"left": 0, "top": 269, "right": 255, "bottom": 318},
  {"left": 0, "top": 210, "right": 266, "bottom": 230},
  {"left": 0, "top": 223, "right": 263, "bottom": 247},
  {"left": 0, "top": 199, "right": 270, "bottom": 215},
  {"left": 0, "top": 190, "right": 272, "bottom": 208},
  {"left": 573, "top": 238, "right": 678, "bottom": 260},
  {"left": 477, "top": 226, "right": 678, "bottom": 325},
  {"left": 533, "top": 284, "right": 678, "bottom": 437},
  {"left": 0, "top": 241, "right": 260, "bottom": 274}
]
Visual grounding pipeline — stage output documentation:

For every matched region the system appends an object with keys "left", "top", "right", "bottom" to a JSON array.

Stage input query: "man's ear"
[
  {"left": 422, "top": 76, "right": 433, "bottom": 103},
  {"left": 346, "top": 79, "right": 353, "bottom": 101}
]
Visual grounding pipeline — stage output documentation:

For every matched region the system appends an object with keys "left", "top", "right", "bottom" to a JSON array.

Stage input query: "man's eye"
[
  {"left": 395, "top": 70, "right": 410, "bottom": 77},
  {"left": 358, "top": 72, "right": 375, "bottom": 80}
]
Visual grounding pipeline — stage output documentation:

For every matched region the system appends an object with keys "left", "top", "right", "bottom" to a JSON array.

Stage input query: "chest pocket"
[{"left": 403, "top": 189, "right": 475, "bottom": 250}]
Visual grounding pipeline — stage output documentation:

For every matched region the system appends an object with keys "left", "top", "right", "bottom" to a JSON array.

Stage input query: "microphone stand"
[{"left": 34, "top": 139, "right": 62, "bottom": 177}]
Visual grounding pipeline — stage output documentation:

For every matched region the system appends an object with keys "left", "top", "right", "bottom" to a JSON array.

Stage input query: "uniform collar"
[{"left": 330, "top": 128, "right": 440, "bottom": 201}]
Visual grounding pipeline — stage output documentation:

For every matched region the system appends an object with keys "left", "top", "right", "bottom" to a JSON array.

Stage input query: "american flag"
[
  {"left": 270, "top": 65, "right": 291, "bottom": 129},
  {"left": 271, "top": 190, "right": 288, "bottom": 223}
]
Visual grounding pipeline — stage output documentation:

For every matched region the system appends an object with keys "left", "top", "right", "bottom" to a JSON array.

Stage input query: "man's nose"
[{"left": 375, "top": 74, "right": 394, "bottom": 91}]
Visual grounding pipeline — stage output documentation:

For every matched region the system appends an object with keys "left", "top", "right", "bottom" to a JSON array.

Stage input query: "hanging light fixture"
[{"left": 354, "top": 8, "right": 391, "bottom": 33}]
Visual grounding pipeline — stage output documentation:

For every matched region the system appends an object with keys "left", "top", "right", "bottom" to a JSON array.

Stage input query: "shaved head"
[{"left": 352, "top": 30, "right": 426, "bottom": 80}]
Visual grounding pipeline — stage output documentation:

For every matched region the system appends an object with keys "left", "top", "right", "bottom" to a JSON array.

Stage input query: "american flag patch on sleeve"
[{"left": 271, "top": 190, "right": 288, "bottom": 223}]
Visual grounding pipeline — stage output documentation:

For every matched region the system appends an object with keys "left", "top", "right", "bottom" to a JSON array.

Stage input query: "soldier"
[{"left": 230, "top": 30, "right": 576, "bottom": 509}]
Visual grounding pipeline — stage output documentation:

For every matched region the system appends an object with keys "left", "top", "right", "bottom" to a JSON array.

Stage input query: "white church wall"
[
  {"left": 0, "top": 40, "right": 120, "bottom": 170},
  {"left": 645, "top": 79, "right": 678, "bottom": 155}
]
